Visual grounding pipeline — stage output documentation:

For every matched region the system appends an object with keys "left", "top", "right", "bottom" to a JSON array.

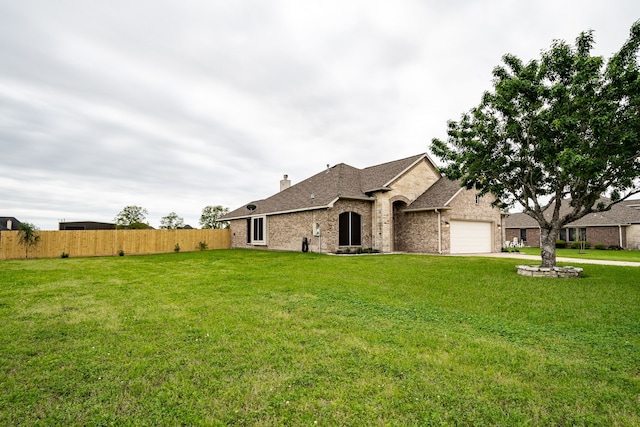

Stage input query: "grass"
[
  {"left": 518, "top": 247, "right": 640, "bottom": 262},
  {"left": 0, "top": 249, "right": 638, "bottom": 426}
]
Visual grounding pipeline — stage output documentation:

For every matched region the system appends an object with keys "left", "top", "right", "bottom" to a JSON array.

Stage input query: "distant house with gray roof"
[
  {"left": 222, "top": 153, "right": 502, "bottom": 254},
  {"left": 0, "top": 217, "right": 22, "bottom": 231},
  {"left": 504, "top": 199, "right": 640, "bottom": 249}
]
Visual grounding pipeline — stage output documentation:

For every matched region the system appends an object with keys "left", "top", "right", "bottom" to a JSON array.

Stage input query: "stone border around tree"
[{"left": 516, "top": 265, "right": 583, "bottom": 278}]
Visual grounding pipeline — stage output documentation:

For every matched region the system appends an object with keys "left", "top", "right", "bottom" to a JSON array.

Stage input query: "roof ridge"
[{"left": 362, "top": 153, "right": 425, "bottom": 171}]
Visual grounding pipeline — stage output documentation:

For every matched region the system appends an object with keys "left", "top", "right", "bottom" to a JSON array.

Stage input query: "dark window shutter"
[{"left": 351, "top": 213, "right": 361, "bottom": 246}]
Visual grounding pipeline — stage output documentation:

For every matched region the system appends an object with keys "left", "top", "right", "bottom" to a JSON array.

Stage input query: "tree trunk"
[{"left": 540, "top": 227, "right": 557, "bottom": 268}]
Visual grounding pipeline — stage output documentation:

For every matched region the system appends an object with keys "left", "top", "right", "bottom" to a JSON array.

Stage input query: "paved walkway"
[{"left": 451, "top": 252, "right": 640, "bottom": 267}]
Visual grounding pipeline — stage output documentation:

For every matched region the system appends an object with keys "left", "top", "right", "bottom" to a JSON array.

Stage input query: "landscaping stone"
[{"left": 516, "top": 265, "right": 583, "bottom": 278}]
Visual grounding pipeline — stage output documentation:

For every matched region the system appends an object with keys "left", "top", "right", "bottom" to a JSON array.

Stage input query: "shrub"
[
  {"left": 174, "top": 243, "right": 181, "bottom": 253},
  {"left": 556, "top": 240, "right": 566, "bottom": 248},
  {"left": 61, "top": 252, "right": 69, "bottom": 258},
  {"left": 197, "top": 241, "right": 208, "bottom": 251},
  {"left": 570, "top": 241, "right": 590, "bottom": 250},
  {"left": 118, "top": 250, "right": 125, "bottom": 256},
  {"left": 594, "top": 243, "right": 606, "bottom": 250},
  {"left": 608, "top": 245, "right": 623, "bottom": 251}
]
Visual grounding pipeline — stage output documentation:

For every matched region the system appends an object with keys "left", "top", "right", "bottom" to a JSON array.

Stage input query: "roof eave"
[
  {"left": 403, "top": 206, "right": 452, "bottom": 213},
  {"left": 383, "top": 154, "right": 441, "bottom": 187},
  {"left": 222, "top": 204, "right": 332, "bottom": 220},
  {"left": 364, "top": 187, "right": 392, "bottom": 195}
]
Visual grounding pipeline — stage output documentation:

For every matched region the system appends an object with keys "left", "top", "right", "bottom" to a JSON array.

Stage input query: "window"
[
  {"left": 247, "top": 216, "right": 266, "bottom": 245},
  {"left": 339, "top": 212, "right": 361, "bottom": 246},
  {"left": 560, "top": 227, "right": 587, "bottom": 242},
  {"left": 578, "top": 227, "right": 587, "bottom": 241}
]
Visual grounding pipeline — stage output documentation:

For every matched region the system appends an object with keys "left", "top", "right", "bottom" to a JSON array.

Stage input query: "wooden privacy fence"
[{"left": 0, "top": 228, "right": 231, "bottom": 260}]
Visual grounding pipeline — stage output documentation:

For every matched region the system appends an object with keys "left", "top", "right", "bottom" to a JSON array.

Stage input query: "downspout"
[
  {"left": 436, "top": 209, "right": 442, "bottom": 254},
  {"left": 619, "top": 224, "right": 623, "bottom": 248}
]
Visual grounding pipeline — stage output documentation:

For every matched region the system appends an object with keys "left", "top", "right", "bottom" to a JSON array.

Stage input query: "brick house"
[
  {"left": 221, "top": 153, "right": 502, "bottom": 254},
  {"left": 504, "top": 199, "right": 640, "bottom": 249}
]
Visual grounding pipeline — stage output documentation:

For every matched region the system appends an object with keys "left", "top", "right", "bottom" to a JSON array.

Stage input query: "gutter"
[{"left": 436, "top": 209, "right": 442, "bottom": 254}]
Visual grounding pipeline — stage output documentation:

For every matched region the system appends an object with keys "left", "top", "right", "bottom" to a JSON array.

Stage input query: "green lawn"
[
  {"left": 518, "top": 247, "right": 640, "bottom": 262},
  {"left": 1, "top": 250, "right": 638, "bottom": 426}
]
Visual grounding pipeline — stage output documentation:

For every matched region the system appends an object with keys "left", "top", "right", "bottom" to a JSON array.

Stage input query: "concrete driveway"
[{"left": 451, "top": 252, "right": 640, "bottom": 267}]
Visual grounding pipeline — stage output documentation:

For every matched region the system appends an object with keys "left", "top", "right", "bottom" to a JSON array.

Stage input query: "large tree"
[
  {"left": 160, "top": 212, "right": 185, "bottom": 230},
  {"left": 17, "top": 222, "right": 40, "bottom": 259},
  {"left": 114, "top": 205, "right": 149, "bottom": 229},
  {"left": 199, "top": 205, "right": 229, "bottom": 229},
  {"left": 431, "top": 22, "right": 640, "bottom": 268}
]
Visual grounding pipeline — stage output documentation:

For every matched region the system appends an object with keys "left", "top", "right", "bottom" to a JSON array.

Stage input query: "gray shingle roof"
[
  {"left": 504, "top": 198, "right": 640, "bottom": 228},
  {"left": 222, "top": 154, "right": 430, "bottom": 220},
  {"left": 0, "top": 217, "right": 22, "bottom": 231},
  {"left": 405, "top": 178, "right": 462, "bottom": 211}
]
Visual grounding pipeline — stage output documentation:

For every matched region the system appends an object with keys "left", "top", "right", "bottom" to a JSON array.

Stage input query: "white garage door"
[{"left": 450, "top": 221, "right": 492, "bottom": 254}]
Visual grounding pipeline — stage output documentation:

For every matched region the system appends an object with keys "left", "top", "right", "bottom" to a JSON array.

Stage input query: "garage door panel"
[{"left": 450, "top": 221, "right": 492, "bottom": 253}]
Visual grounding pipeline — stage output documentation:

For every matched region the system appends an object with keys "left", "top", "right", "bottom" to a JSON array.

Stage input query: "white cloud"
[{"left": 1, "top": 0, "right": 638, "bottom": 229}]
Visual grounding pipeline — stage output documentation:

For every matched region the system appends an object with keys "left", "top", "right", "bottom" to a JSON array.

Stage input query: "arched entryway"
[{"left": 392, "top": 200, "right": 409, "bottom": 252}]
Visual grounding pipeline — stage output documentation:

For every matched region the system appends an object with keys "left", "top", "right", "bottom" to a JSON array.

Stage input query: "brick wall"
[
  {"left": 586, "top": 226, "right": 624, "bottom": 247},
  {"left": 229, "top": 199, "right": 373, "bottom": 253},
  {"left": 401, "top": 210, "right": 440, "bottom": 253},
  {"left": 505, "top": 226, "right": 626, "bottom": 248},
  {"left": 505, "top": 227, "right": 540, "bottom": 247}
]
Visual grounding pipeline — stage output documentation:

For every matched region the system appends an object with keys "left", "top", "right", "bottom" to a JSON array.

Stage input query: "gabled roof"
[
  {"left": 404, "top": 178, "right": 462, "bottom": 211},
  {"left": 505, "top": 198, "right": 640, "bottom": 228},
  {"left": 222, "top": 153, "right": 432, "bottom": 220},
  {"left": 0, "top": 217, "right": 22, "bottom": 231}
]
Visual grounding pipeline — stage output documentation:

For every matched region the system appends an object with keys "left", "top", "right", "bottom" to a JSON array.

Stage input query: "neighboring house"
[
  {"left": 221, "top": 153, "right": 502, "bottom": 254},
  {"left": 0, "top": 217, "right": 22, "bottom": 231},
  {"left": 504, "top": 199, "right": 640, "bottom": 249},
  {"left": 59, "top": 221, "right": 116, "bottom": 230}
]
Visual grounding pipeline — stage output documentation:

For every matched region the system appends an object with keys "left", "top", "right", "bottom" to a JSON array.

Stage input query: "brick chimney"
[{"left": 280, "top": 174, "right": 291, "bottom": 191}]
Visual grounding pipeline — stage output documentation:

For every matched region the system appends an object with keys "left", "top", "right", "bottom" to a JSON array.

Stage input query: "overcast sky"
[{"left": 1, "top": 1, "right": 638, "bottom": 229}]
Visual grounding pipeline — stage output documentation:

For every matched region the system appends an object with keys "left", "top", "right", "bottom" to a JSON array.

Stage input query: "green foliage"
[
  {"left": 17, "top": 222, "right": 40, "bottom": 259},
  {"left": 556, "top": 240, "right": 567, "bottom": 248},
  {"left": 114, "top": 206, "right": 149, "bottom": 229},
  {"left": 594, "top": 243, "right": 607, "bottom": 250},
  {"left": 570, "top": 241, "right": 591, "bottom": 249},
  {"left": 336, "top": 247, "right": 381, "bottom": 254},
  {"left": 160, "top": 212, "right": 185, "bottom": 230},
  {"left": 197, "top": 241, "right": 208, "bottom": 251},
  {"left": 431, "top": 21, "right": 640, "bottom": 267},
  {"left": 174, "top": 243, "right": 181, "bottom": 253},
  {"left": 0, "top": 250, "right": 638, "bottom": 425},
  {"left": 60, "top": 252, "right": 69, "bottom": 258},
  {"left": 199, "top": 205, "right": 229, "bottom": 229},
  {"left": 117, "top": 249, "right": 125, "bottom": 256}
]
